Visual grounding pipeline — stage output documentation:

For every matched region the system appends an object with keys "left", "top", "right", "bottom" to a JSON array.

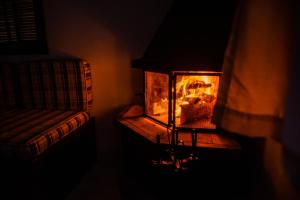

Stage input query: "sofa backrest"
[
  {"left": 0, "top": 59, "right": 92, "bottom": 111},
  {"left": 0, "top": 63, "right": 17, "bottom": 109}
]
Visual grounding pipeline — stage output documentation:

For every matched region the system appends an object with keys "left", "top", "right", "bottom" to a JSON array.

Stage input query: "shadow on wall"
[
  {"left": 238, "top": 137, "right": 300, "bottom": 200},
  {"left": 283, "top": 149, "right": 300, "bottom": 195},
  {"left": 231, "top": 136, "right": 300, "bottom": 200}
]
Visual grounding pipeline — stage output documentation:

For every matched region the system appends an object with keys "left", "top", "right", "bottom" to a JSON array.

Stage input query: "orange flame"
[{"left": 175, "top": 75, "right": 219, "bottom": 120}]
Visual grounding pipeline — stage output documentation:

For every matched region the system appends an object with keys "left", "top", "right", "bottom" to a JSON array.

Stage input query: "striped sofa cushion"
[
  {"left": 0, "top": 59, "right": 92, "bottom": 111},
  {"left": 0, "top": 109, "right": 90, "bottom": 158}
]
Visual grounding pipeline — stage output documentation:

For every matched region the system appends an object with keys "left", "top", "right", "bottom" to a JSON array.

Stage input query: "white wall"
[{"left": 43, "top": 0, "right": 172, "bottom": 160}]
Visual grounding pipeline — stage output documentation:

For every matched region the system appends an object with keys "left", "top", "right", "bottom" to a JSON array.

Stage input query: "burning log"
[
  {"left": 180, "top": 102, "right": 214, "bottom": 124},
  {"left": 183, "top": 97, "right": 201, "bottom": 105},
  {"left": 179, "top": 93, "right": 216, "bottom": 124},
  {"left": 201, "top": 93, "right": 216, "bottom": 103},
  {"left": 177, "top": 80, "right": 212, "bottom": 97},
  {"left": 187, "top": 80, "right": 212, "bottom": 89},
  {"left": 182, "top": 94, "right": 215, "bottom": 105}
]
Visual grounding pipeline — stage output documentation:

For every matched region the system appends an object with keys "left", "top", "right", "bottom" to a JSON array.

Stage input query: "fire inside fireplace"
[{"left": 145, "top": 71, "right": 220, "bottom": 130}]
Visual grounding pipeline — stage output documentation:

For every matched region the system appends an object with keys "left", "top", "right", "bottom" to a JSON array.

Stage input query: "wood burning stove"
[
  {"left": 142, "top": 69, "right": 222, "bottom": 147},
  {"left": 144, "top": 70, "right": 221, "bottom": 132},
  {"left": 133, "top": 0, "right": 237, "bottom": 141},
  {"left": 123, "top": 0, "right": 238, "bottom": 150}
]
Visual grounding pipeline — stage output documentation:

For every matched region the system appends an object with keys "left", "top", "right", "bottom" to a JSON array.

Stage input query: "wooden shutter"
[{"left": 0, "top": 0, "right": 47, "bottom": 54}]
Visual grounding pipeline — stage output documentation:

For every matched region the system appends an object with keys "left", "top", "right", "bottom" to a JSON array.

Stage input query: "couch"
[{"left": 0, "top": 58, "right": 95, "bottom": 200}]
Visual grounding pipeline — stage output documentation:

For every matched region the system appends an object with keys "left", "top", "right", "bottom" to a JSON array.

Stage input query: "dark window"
[{"left": 0, "top": 0, "right": 47, "bottom": 54}]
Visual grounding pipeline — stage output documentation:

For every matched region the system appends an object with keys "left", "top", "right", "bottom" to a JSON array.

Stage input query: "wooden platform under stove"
[{"left": 118, "top": 116, "right": 240, "bottom": 150}]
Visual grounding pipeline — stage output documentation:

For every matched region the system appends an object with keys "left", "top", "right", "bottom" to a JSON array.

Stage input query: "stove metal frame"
[{"left": 143, "top": 70, "right": 222, "bottom": 146}]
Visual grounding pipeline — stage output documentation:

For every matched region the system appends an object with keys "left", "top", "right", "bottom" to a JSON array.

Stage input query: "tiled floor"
[
  {"left": 66, "top": 161, "right": 158, "bottom": 200},
  {"left": 66, "top": 163, "right": 121, "bottom": 200},
  {"left": 66, "top": 158, "right": 251, "bottom": 200}
]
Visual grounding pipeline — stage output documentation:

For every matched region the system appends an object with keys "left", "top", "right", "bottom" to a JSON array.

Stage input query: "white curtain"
[{"left": 213, "top": 0, "right": 294, "bottom": 139}]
